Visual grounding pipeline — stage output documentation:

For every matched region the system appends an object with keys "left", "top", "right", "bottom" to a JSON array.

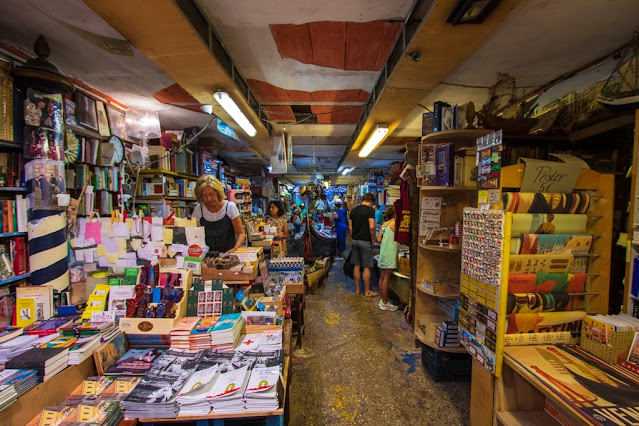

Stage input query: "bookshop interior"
[{"left": 1, "top": 1, "right": 639, "bottom": 425}]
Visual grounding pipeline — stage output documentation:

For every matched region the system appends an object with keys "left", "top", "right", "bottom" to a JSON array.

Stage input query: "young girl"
[{"left": 376, "top": 207, "right": 398, "bottom": 311}]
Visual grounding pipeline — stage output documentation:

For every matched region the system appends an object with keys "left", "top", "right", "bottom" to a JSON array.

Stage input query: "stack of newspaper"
[{"left": 122, "top": 349, "right": 202, "bottom": 419}]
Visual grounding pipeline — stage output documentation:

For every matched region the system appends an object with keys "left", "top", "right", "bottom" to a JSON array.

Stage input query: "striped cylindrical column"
[{"left": 27, "top": 212, "right": 69, "bottom": 291}]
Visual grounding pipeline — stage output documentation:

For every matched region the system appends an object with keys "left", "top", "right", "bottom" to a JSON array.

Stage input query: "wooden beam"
[{"left": 569, "top": 114, "right": 635, "bottom": 142}]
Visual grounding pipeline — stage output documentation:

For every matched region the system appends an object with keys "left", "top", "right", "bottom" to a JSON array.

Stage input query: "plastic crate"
[{"left": 421, "top": 343, "right": 472, "bottom": 382}]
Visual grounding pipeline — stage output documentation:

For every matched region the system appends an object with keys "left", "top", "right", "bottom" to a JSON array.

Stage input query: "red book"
[{"left": 10, "top": 237, "right": 27, "bottom": 275}]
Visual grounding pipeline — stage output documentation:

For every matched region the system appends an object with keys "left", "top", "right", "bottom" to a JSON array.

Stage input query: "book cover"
[
  {"left": 41, "top": 336, "right": 77, "bottom": 348},
  {"left": 107, "top": 286, "right": 135, "bottom": 317},
  {"left": 16, "top": 285, "right": 53, "bottom": 320},
  {"left": 15, "top": 298, "right": 35, "bottom": 328},
  {"left": 5, "top": 347, "right": 68, "bottom": 369},
  {"left": 0, "top": 326, "right": 23, "bottom": 343},
  {"left": 211, "top": 313, "right": 242, "bottom": 332},
  {"left": 93, "top": 331, "right": 129, "bottom": 376},
  {"left": 104, "top": 348, "right": 164, "bottom": 376},
  {"left": 432, "top": 101, "right": 450, "bottom": 133},
  {"left": 434, "top": 144, "right": 453, "bottom": 186},
  {"left": 626, "top": 332, "right": 639, "bottom": 365}
]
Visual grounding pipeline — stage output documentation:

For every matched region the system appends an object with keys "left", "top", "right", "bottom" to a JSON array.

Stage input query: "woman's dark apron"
[{"left": 199, "top": 203, "right": 235, "bottom": 253}]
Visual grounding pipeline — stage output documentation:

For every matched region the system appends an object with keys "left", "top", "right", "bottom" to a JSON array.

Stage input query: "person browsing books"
[
  {"left": 266, "top": 200, "right": 288, "bottom": 237},
  {"left": 332, "top": 201, "right": 348, "bottom": 259},
  {"left": 192, "top": 175, "right": 246, "bottom": 254},
  {"left": 349, "top": 192, "right": 378, "bottom": 297},
  {"left": 376, "top": 206, "right": 399, "bottom": 311}
]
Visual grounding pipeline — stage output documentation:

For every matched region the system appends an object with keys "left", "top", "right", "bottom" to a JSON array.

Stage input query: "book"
[
  {"left": 432, "top": 101, "right": 450, "bottom": 133},
  {"left": 26, "top": 314, "right": 80, "bottom": 337},
  {"left": 82, "top": 284, "right": 110, "bottom": 320},
  {"left": 93, "top": 331, "right": 129, "bottom": 376},
  {"left": 5, "top": 347, "right": 69, "bottom": 369},
  {"left": 0, "top": 326, "right": 23, "bottom": 344},
  {"left": 626, "top": 332, "right": 639, "bottom": 365},
  {"left": 40, "top": 336, "right": 77, "bottom": 348},
  {"left": 15, "top": 298, "right": 35, "bottom": 328},
  {"left": 107, "top": 285, "right": 135, "bottom": 317},
  {"left": 104, "top": 348, "right": 165, "bottom": 376},
  {"left": 434, "top": 143, "right": 454, "bottom": 186}
]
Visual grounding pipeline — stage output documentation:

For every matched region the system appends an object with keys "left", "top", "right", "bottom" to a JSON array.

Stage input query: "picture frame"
[
  {"left": 76, "top": 91, "right": 98, "bottom": 131},
  {"left": 107, "top": 105, "right": 127, "bottom": 140},
  {"left": 96, "top": 101, "right": 111, "bottom": 137}
]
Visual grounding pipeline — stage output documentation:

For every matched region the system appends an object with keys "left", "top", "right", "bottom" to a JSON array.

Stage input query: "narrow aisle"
[{"left": 290, "top": 260, "right": 470, "bottom": 425}]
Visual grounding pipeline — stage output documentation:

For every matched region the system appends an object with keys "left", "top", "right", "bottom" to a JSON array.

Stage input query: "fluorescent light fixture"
[
  {"left": 358, "top": 124, "right": 389, "bottom": 158},
  {"left": 212, "top": 91, "right": 257, "bottom": 137},
  {"left": 341, "top": 168, "right": 351, "bottom": 175}
]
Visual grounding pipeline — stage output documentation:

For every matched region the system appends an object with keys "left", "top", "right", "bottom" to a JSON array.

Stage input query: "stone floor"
[{"left": 289, "top": 259, "right": 471, "bottom": 425}]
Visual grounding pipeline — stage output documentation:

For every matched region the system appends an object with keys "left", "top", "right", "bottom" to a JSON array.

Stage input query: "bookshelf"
[{"left": 415, "top": 130, "right": 483, "bottom": 353}]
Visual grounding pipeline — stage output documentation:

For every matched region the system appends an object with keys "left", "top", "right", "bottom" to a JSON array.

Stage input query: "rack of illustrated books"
[
  {"left": 460, "top": 131, "right": 614, "bottom": 379},
  {"left": 461, "top": 131, "right": 615, "bottom": 424}
]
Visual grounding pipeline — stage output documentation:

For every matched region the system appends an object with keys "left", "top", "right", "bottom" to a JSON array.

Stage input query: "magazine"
[{"left": 104, "top": 348, "right": 164, "bottom": 376}]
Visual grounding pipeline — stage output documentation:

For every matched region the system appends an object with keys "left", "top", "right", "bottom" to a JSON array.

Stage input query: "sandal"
[{"left": 365, "top": 291, "right": 378, "bottom": 297}]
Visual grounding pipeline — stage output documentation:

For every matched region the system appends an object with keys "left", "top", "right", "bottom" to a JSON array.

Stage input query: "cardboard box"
[{"left": 118, "top": 268, "right": 193, "bottom": 335}]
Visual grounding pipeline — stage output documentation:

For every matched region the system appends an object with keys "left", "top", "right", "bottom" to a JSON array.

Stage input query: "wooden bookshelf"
[
  {"left": 139, "top": 169, "right": 199, "bottom": 181},
  {"left": 0, "top": 140, "right": 21, "bottom": 149}
]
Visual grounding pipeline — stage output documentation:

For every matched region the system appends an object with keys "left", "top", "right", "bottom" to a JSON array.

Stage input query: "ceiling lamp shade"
[
  {"left": 213, "top": 91, "right": 257, "bottom": 137},
  {"left": 358, "top": 124, "right": 389, "bottom": 158},
  {"left": 125, "top": 108, "right": 161, "bottom": 140}
]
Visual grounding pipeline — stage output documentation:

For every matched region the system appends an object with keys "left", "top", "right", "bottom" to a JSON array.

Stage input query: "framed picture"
[
  {"left": 76, "top": 92, "right": 98, "bottom": 131},
  {"left": 96, "top": 101, "right": 111, "bottom": 137},
  {"left": 107, "top": 106, "right": 127, "bottom": 140}
]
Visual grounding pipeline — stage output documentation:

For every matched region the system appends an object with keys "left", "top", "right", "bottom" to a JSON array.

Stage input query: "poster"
[{"left": 506, "top": 345, "right": 639, "bottom": 426}]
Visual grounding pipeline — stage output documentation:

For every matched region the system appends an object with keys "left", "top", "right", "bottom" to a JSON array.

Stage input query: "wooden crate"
[{"left": 118, "top": 268, "right": 193, "bottom": 335}]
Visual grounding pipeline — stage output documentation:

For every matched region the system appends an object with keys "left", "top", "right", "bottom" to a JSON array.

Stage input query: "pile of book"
[
  {"left": 6, "top": 347, "right": 69, "bottom": 382},
  {"left": 170, "top": 317, "right": 200, "bottom": 350},
  {"left": 122, "top": 349, "right": 203, "bottom": 419},
  {"left": 210, "top": 313, "right": 244, "bottom": 350},
  {"left": 0, "top": 369, "right": 38, "bottom": 411},
  {"left": 68, "top": 335, "right": 102, "bottom": 365},
  {"left": 25, "top": 314, "right": 81, "bottom": 337},
  {"left": 189, "top": 317, "right": 219, "bottom": 350},
  {"left": 244, "top": 366, "right": 282, "bottom": 411},
  {"left": 209, "top": 365, "right": 250, "bottom": 414},
  {"left": 29, "top": 376, "right": 139, "bottom": 425},
  {"left": 0, "top": 333, "right": 60, "bottom": 365},
  {"left": 436, "top": 320, "right": 460, "bottom": 348},
  {"left": 104, "top": 348, "right": 164, "bottom": 376}
]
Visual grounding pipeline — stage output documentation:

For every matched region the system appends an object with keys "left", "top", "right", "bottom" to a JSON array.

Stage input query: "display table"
[
  {"left": 494, "top": 345, "right": 639, "bottom": 426},
  {"left": 4, "top": 356, "right": 97, "bottom": 425},
  {"left": 137, "top": 321, "right": 293, "bottom": 426}
]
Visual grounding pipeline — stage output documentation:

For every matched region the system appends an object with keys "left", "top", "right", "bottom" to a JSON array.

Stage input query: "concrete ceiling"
[{"left": 1, "top": 0, "right": 638, "bottom": 184}]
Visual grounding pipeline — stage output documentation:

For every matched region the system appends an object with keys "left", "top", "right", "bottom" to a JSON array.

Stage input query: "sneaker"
[{"left": 379, "top": 299, "right": 398, "bottom": 311}]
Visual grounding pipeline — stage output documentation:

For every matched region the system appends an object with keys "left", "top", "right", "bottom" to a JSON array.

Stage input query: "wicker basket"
[{"left": 580, "top": 315, "right": 636, "bottom": 364}]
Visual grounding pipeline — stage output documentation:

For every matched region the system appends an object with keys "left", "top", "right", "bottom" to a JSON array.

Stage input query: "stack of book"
[
  {"left": 0, "top": 333, "right": 59, "bottom": 365},
  {"left": 104, "top": 348, "right": 164, "bottom": 376},
  {"left": 244, "top": 366, "right": 282, "bottom": 411},
  {"left": 436, "top": 321, "right": 460, "bottom": 348},
  {"left": 189, "top": 317, "right": 219, "bottom": 350},
  {"left": 210, "top": 313, "right": 244, "bottom": 350},
  {"left": 175, "top": 364, "right": 219, "bottom": 416},
  {"left": 122, "top": 349, "right": 201, "bottom": 419},
  {"left": 6, "top": 347, "right": 69, "bottom": 382},
  {"left": 0, "top": 326, "right": 23, "bottom": 344},
  {"left": 209, "top": 366, "right": 250, "bottom": 414},
  {"left": 0, "top": 379, "right": 17, "bottom": 412},
  {"left": 259, "top": 329, "right": 283, "bottom": 351},
  {"left": 68, "top": 334, "right": 102, "bottom": 365},
  {"left": 170, "top": 317, "right": 200, "bottom": 350},
  {"left": 0, "top": 369, "right": 38, "bottom": 398},
  {"left": 26, "top": 314, "right": 81, "bottom": 337}
]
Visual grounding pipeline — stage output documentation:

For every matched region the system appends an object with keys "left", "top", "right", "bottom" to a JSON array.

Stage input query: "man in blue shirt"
[{"left": 374, "top": 204, "right": 384, "bottom": 225}]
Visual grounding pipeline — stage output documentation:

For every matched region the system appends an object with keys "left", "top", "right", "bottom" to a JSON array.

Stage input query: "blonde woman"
[{"left": 193, "top": 175, "right": 246, "bottom": 254}]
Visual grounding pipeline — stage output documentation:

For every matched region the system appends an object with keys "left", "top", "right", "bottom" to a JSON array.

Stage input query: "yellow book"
[
  {"left": 16, "top": 298, "right": 35, "bottom": 328},
  {"left": 82, "top": 284, "right": 111, "bottom": 320}
]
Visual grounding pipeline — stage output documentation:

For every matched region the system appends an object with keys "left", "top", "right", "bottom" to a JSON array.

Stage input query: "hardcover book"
[
  {"left": 434, "top": 143, "right": 454, "bottom": 186},
  {"left": 104, "top": 348, "right": 164, "bottom": 376}
]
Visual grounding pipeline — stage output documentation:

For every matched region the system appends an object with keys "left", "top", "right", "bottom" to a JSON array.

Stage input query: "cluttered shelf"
[
  {"left": 416, "top": 329, "right": 467, "bottom": 354},
  {"left": 416, "top": 283, "right": 460, "bottom": 299},
  {"left": 137, "top": 196, "right": 196, "bottom": 202},
  {"left": 421, "top": 129, "right": 492, "bottom": 144},
  {"left": 0, "top": 273, "right": 30, "bottom": 286},
  {"left": 139, "top": 169, "right": 200, "bottom": 181},
  {"left": 418, "top": 243, "right": 462, "bottom": 253},
  {"left": 420, "top": 186, "right": 477, "bottom": 192},
  {"left": 0, "top": 187, "right": 27, "bottom": 193}
]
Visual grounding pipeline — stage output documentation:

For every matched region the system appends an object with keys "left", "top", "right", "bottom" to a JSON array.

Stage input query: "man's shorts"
[{"left": 351, "top": 239, "right": 374, "bottom": 268}]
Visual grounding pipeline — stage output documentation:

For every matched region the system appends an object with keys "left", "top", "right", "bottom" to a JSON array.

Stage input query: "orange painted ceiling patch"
[
  {"left": 270, "top": 21, "right": 402, "bottom": 71},
  {"left": 154, "top": 83, "right": 203, "bottom": 112},
  {"left": 247, "top": 79, "right": 369, "bottom": 104}
]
